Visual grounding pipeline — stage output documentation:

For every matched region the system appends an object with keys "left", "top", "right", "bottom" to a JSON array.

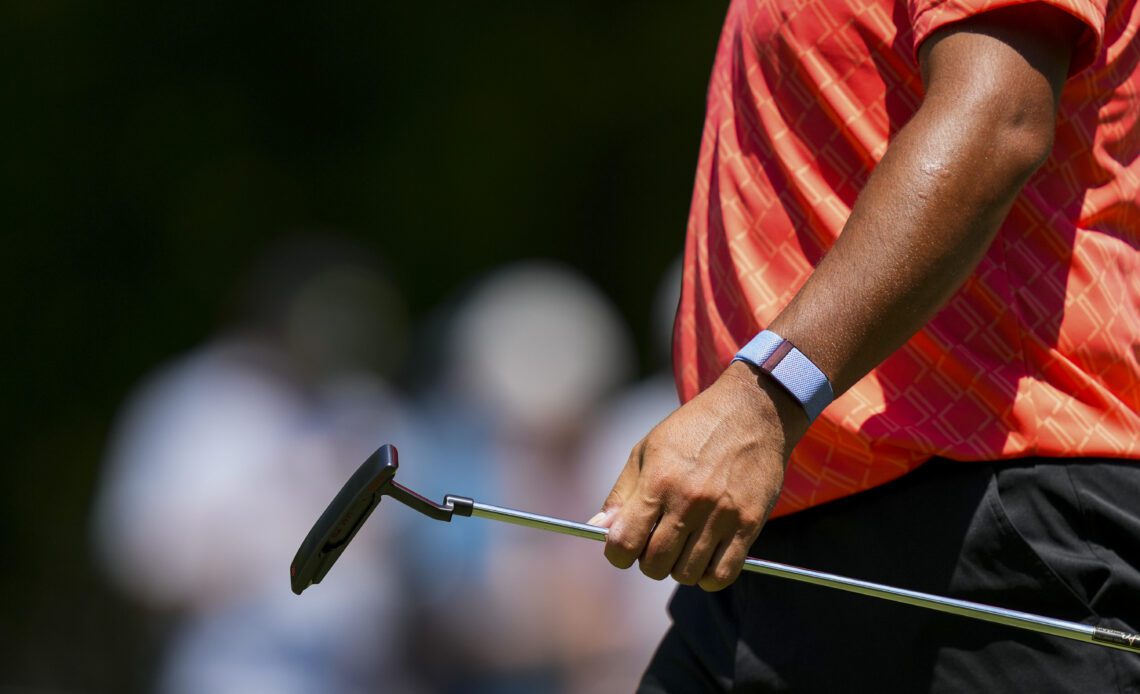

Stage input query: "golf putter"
[{"left": 291, "top": 444, "right": 1140, "bottom": 655}]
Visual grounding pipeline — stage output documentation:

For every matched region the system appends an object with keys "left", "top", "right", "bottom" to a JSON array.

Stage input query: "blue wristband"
[{"left": 732, "top": 330, "right": 834, "bottom": 422}]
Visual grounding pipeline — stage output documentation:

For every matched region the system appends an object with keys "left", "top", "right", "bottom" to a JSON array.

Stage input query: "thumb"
[
  {"left": 587, "top": 509, "right": 615, "bottom": 527},
  {"left": 588, "top": 449, "right": 642, "bottom": 527}
]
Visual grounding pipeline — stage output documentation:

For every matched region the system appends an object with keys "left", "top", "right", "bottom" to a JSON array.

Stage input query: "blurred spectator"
[
  {"left": 92, "top": 249, "right": 682, "bottom": 694},
  {"left": 90, "top": 237, "right": 417, "bottom": 694},
  {"left": 397, "top": 261, "right": 636, "bottom": 693},
  {"left": 576, "top": 258, "right": 683, "bottom": 691}
]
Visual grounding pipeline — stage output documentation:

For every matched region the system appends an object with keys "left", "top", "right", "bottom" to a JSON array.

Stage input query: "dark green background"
[{"left": 2, "top": 2, "right": 727, "bottom": 690}]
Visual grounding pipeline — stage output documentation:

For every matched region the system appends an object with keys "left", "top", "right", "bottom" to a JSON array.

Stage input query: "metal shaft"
[{"left": 464, "top": 500, "right": 1140, "bottom": 655}]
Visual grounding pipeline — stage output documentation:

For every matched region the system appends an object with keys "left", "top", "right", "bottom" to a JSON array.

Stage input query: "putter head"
[{"left": 290, "top": 444, "right": 398, "bottom": 595}]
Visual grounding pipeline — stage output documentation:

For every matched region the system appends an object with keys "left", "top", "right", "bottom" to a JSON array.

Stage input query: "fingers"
[
  {"left": 602, "top": 444, "right": 658, "bottom": 569},
  {"left": 697, "top": 533, "right": 752, "bottom": 592},
  {"left": 601, "top": 442, "right": 753, "bottom": 583},
  {"left": 604, "top": 488, "right": 761, "bottom": 589},
  {"left": 605, "top": 496, "right": 662, "bottom": 570},
  {"left": 638, "top": 516, "right": 689, "bottom": 580},
  {"left": 587, "top": 509, "right": 612, "bottom": 527},
  {"left": 614, "top": 479, "right": 720, "bottom": 581},
  {"left": 670, "top": 522, "right": 720, "bottom": 585},
  {"left": 595, "top": 395, "right": 784, "bottom": 591},
  {"left": 598, "top": 447, "right": 641, "bottom": 518}
]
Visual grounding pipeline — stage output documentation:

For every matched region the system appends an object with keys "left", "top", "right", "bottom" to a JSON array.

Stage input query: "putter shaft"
[{"left": 460, "top": 499, "right": 1140, "bottom": 655}]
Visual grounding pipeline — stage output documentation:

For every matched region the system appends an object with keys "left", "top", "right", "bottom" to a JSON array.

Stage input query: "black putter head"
[
  {"left": 290, "top": 444, "right": 399, "bottom": 595},
  {"left": 291, "top": 444, "right": 471, "bottom": 595}
]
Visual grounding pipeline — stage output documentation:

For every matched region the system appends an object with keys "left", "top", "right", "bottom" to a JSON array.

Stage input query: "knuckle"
[
  {"left": 735, "top": 515, "right": 764, "bottom": 540},
  {"left": 738, "top": 506, "right": 765, "bottom": 529},
  {"left": 714, "top": 566, "right": 737, "bottom": 584},
  {"left": 698, "top": 562, "right": 740, "bottom": 592},
  {"left": 670, "top": 517, "right": 694, "bottom": 535},
  {"left": 631, "top": 437, "right": 648, "bottom": 457},
  {"left": 608, "top": 533, "right": 642, "bottom": 559},
  {"left": 643, "top": 469, "right": 674, "bottom": 498},
  {"left": 604, "top": 533, "right": 640, "bottom": 569},
  {"left": 672, "top": 566, "right": 700, "bottom": 586},
  {"left": 687, "top": 489, "right": 719, "bottom": 511},
  {"left": 710, "top": 504, "right": 763, "bottom": 537},
  {"left": 641, "top": 436, "right": 666, "bottom": 457},
  {"left": 699, "top": 573, "right": 731, "bottom": 592},
  {"left": 615, "top": 535, "right": 641, "bottom": 556}
]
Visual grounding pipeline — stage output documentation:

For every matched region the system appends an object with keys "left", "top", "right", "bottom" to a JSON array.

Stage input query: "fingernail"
[{"left": 587, "top": 511, "right": 607, "bottom": 526}]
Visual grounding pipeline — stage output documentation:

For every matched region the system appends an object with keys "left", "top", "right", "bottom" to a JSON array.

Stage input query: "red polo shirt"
[{"left": 674, "top": 0, "right": 1140, "bottom": 517}]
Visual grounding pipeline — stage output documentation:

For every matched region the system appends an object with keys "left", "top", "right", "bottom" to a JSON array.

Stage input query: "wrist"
[
  {"left": 722, "top": 360, "right": 810, "bottom": 457},
  {"left": 732, "top": 330, "right": 834, "bottom": 422}
]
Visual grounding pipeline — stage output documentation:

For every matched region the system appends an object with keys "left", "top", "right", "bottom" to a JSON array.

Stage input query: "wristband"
[{"left": 732, "top": 330, "right": 834, "bottom": 422}]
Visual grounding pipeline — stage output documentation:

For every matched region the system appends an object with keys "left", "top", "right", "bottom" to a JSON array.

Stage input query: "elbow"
[
  {"left": 990, "top": 103, "right": 1057, "bottom": 181},
  {"left": 917, "top": 88, "right": 1059, "bottom": 196},
  {"left": 971, "top": 71, "right": 1060, "bottom": 181},
  {"left": 918, "top": 73, "right": 1061, "bottom": 188}
]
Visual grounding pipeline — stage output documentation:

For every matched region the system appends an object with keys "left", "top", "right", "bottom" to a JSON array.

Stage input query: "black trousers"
[{"left": 639, "top": 458, "right": 1140, "bottom": 693}]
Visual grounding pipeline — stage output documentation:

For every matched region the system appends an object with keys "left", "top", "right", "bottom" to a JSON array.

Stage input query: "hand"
[{"left": 591, "top": 361, "right": 809, "bottom": 590}]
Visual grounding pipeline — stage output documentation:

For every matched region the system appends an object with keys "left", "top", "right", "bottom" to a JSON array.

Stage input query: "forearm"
[
  {"left": 596, "top": 6, "right": 1085, "bottom": 590},
  {"left": 767, "top": 13, "right": 1074, "bottom": 398},
  {"left": 769, "top": 100, "right": 1041, "bottom": 395}
]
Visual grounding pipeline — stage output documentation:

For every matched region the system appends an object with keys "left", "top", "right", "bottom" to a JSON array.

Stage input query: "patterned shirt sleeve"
[{"left": 908, "top": 0, "right": 1107, "bottom": 75}]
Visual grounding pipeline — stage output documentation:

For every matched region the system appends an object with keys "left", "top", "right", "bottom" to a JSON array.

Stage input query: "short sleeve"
[{"left": 909, "top": 0, "right": 1106, "bottom": 76}]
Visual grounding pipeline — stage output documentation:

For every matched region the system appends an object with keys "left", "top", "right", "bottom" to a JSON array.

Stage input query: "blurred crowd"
[{"left": 90, "top": 237, "right": 683, "bottom": 693}]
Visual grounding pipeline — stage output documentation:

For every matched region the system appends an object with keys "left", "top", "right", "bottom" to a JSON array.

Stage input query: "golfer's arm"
[{"left": 762, "top": 6, "right": 1084, "bottom": 399}]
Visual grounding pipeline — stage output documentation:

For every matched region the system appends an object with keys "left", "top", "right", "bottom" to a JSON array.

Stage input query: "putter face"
[{"left": 290, "top": 444, "right": 398, "bottom": 595}]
